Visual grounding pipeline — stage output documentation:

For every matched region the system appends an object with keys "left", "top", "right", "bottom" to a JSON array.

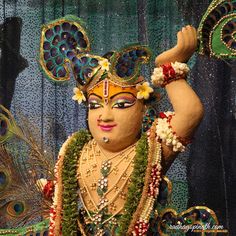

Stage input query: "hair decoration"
[
  {"left": 40, "top": 15, "right": 91, "bottom": 83},
  {"left": 109, "top": 45, "right": 152, "bottom": 86},
  {"left": 40, "top": 16, "right": 153, "bottom": 104},
  {"left": 198, "top": 0, "right": 236, "bottom": 59},
  {"left": 136, "top": 82, "right": 154, "bottom": 100},
  {"left": 151, "top": 62, "right": 189, "bottom": 88}
]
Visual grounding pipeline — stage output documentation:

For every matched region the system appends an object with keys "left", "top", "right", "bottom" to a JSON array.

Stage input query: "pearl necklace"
[{"left": 78, "top": 140, "right": 136, "bottom": 233}]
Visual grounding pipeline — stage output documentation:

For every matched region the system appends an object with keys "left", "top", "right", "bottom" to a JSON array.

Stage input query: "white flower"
[
  {"left": 151, "top": 67, "right": 165, "bottom": 87},
  {"left": 72, "top": 87, "right": 86, "bottom": 104},
  {"left": 172, "top": 62, "right": 190, "bottom": 75},
  {"left": 98, "top": 58, "right": 110, "bottom": 71},
  {"left": 136, "top": 82, "right": 154, "bottom": 100}
]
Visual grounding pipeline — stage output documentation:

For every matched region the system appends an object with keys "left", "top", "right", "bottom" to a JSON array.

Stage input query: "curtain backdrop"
[{"left": 0, "top": 0, "right": 235, "bottom": 235}]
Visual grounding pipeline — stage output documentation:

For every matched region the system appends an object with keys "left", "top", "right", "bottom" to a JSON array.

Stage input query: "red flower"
[
  {"left": 161, "top": 63, "right": 176, "bottom": 81},
  {"left": 159, "top": 112, "right": 167, "bottom": 119},
  {"left": 43, "top": 180, "right": 54, "bottom": 199}
]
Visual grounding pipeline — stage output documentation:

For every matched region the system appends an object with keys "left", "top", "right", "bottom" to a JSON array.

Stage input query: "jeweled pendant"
[
  {"left": 101, "top": 160, "right": 111, "bottom": 177},
  {"left": 97, "top": 176, "right": 108, "bottom": 196}
]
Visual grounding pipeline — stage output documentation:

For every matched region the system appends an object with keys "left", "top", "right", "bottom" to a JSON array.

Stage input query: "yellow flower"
[
  {"left": 72, "top": 87, "right": 86, "bottom": 104},
  {"left": 136, "top": 82, "right": 154, "bottom": 100},
  {"left": 98, "top": 59, "right": 110, "bottom": 71}
]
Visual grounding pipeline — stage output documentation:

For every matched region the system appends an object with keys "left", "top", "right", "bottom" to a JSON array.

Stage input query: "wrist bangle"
[{"left": 151, "top": 62, "right": 190, "bottom": 87}]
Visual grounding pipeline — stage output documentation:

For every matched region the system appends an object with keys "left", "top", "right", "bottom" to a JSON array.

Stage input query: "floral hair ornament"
[
  {"left": 39, "top": 15, "right": 153, "bottom": 102},
  {"left": 136, "top": 81, "right": 154, "bottom": 100}
]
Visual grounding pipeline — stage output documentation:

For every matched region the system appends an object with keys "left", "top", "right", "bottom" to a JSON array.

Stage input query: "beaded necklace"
[
  {"left": 78, "top": 140, "right": 136, "bottom": 234},
  {"left": 50, "top": 123, "right": 162, "bottom": 236}
]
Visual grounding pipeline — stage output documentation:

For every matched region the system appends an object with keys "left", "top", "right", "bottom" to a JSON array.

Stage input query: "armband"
[{"left": 156, "top": 112, "right": 187, "bottom": 152}]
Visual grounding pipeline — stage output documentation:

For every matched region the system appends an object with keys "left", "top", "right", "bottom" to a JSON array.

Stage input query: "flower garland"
[
  {"left": 117, "top": 133, "right": 149, "bottom": 235},
  {"left": 130, "top": 120, "right": 162, "bottom": 236},
  {"left": 49, "top": 133, "right": 74, "bottom": 236},
  {"left": 61, "top": 130, "right": 91, "bottom": 235},
  {"left": 156, "top": 112, "right": 186, "bottom": 152},
  {"left": 50, "top": 128, "right": 163, "bottom": 236},
  {"left": 151, "top": 62, "right": 190, "bottom": 87},
  {"left": 49, "top": 130, "right": 91, "bottom": 236}
]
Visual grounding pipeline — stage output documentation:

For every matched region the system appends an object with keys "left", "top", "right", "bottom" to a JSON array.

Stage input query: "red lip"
[{"left": 98, "top": 124, "right": 117, "bottom": 131}]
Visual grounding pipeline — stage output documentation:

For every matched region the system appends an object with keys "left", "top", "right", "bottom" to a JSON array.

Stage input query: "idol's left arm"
[{"left": 155, "top": 26, "right": 204, "bottom": 173}]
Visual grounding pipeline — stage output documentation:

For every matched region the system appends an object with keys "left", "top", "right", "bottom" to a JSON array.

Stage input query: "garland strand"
[
  {"left": 52, "top": 131, "right": 153, "bottom": 235},
  {"left": 61, "top": 130, "right": 91, "bottom": 235},
  {"left": 118, "top": 133, "right": 149, "bottom": 235}
]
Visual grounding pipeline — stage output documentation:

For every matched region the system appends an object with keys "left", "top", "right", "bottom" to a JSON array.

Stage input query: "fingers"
[
  {"left": 177, "top": 25, "right": 197, "bottom": 61},
  {"left": 191, "top": 26, "right": 197, "bottom": 47},
  {"left": 155, "top": 25, "right": 197, "bottom": 65},
  {"left": 176, "top": 30, "right": 185, "bottom": 51},
  {"left": 184, "top": 26, "right": 193, "bottom": 49},
  {"left": 182, "top": 26, "right": 194, "bottom": 53}
]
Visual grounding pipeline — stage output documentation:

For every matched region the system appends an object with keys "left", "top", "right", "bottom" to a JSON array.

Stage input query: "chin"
[{"left": 97, "top": 135, "right": 137, "bottom": 152}]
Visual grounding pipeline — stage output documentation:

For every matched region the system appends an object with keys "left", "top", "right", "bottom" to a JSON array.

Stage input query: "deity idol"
[
  {"left": 37, "top": 15, "right": 203, "bottom": 236},
  {"left": 1, "top": 1, "right": 236, "bottom": 234}
]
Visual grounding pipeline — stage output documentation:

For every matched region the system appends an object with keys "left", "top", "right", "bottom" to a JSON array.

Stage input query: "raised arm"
[{"left": 154, "top": 26, "right": 204, "bottom": 173}]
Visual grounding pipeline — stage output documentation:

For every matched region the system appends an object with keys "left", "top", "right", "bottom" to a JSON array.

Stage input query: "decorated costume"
[
  {"left": 39, "top": 16, "right": 216, "bottom": 236},
  {"left": 2, "top": 0, "right": 236, "bottom": 234}
]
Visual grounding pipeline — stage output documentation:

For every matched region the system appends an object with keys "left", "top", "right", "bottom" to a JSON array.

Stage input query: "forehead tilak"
[{"left": 87, "top": 79, "right": 137, "bottom": 102}]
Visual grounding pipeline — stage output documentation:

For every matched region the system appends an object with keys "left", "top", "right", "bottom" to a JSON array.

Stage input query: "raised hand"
[{"left": 155, "top": 25, "right": 197, "bottom": 66}]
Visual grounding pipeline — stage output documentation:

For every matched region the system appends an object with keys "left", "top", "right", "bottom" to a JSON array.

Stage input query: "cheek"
[
  {"left": 116, "top": 105, "right": 144, "bottom": 134},
  {"left": 88, "top": 110, "right": 99, "bottom": 134}
]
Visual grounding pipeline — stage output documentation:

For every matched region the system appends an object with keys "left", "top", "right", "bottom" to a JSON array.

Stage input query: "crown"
[{"left": 39, "top": 15, "right": 154, "bottom": 102}]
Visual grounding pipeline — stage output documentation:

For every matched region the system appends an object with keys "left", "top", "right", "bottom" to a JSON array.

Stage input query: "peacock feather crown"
[{"left": 39, "top": 15, "right": 152, "bottom": 97}]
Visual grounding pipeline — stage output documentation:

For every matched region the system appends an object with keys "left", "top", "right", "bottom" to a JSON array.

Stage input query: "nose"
[{"left": 99, "top": 105, "right": 114, "bottom": 122}]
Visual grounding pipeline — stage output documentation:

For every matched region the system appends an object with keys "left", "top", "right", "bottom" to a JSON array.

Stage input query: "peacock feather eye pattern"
[
  {"left": 0, "top": 112, "right": 12, "bottom": 144},
  {"left": 6, "top": 201, "right": 26, "bottom": 217},
  {"left": 40, "top": 15, "right": 91, "bottom": 84},
  {"left": 0, "top": 170, "right": 9, "bottom": 192},
  {"left": 110, "top": 45, "right": 152, "bottom": 85},
  {"left": 198, "top": 0, "right": 236, "bottom": 59}
]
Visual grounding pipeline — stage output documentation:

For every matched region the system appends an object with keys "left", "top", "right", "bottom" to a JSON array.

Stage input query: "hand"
[{"left": 155, "top": 25, "right": 197, "bottom": 66}]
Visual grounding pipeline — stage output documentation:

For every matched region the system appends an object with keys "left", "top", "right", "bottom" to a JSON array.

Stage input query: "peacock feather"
[
  {"left": 39, "top": 15, "right": 91, "bottom": 84},
  {"left": 198, "top": 0, "right": 236, "bottom": 59},
  {"left": 109, "top": 44, "right": 152, "bottom": 85},
  {"left": 0, "top": 106, "right": 54, "bottom": 229}
]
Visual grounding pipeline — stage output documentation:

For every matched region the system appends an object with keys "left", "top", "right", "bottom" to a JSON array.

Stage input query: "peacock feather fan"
[
  {"left": 0, "top": 145, "right": 50, "bottom": 228},
  {"left": 198, "top": 0, "right": 236, "bottom": 59},
  {"left": 0, "top": 106, "right": 54, "bottom": 229}
]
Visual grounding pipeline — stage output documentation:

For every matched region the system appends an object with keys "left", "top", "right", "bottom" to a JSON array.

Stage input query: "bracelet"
[
  {"left": 155, "top": 112, "right": 186, "bottom": 152},
  {"left": 151, "top": 62, "right": 190, "bottom": 87}
]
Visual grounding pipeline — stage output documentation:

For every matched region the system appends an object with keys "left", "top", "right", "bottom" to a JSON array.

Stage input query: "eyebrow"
[
  {"left": 88, "top": 93, "right": 102, "bottom": 100},
  {"left": 110, "top": 92, "right": 136, "bottom": 100}
]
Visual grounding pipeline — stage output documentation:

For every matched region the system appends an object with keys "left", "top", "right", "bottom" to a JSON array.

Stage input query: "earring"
[{"left": 142, "top": 106, "right": 157, "bottom": 132}]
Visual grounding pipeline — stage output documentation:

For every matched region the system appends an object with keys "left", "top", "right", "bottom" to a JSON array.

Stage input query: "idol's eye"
[
  {"left": 88, "top": 100, "right": 103, "bottom": 110},
  {"left": 112, "top": 99, "right": 136, "bottom": 109}
]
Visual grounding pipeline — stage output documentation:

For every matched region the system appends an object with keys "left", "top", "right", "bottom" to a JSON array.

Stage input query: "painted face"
[{"left": 88, "top": 82, "right": 145, "bottom": 152}]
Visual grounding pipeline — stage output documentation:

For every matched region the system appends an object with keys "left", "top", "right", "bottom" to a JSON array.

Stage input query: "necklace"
[
  {"left": 50, "top": 129, "right": 161, "bottom": 236},
  {"left": 79, "top": 140, "right": 136, "bottom": 233}
]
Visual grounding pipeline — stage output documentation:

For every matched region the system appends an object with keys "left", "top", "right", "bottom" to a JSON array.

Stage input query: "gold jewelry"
[{"left": 78, "top": 139, "right": 136, "bottom": 228}]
